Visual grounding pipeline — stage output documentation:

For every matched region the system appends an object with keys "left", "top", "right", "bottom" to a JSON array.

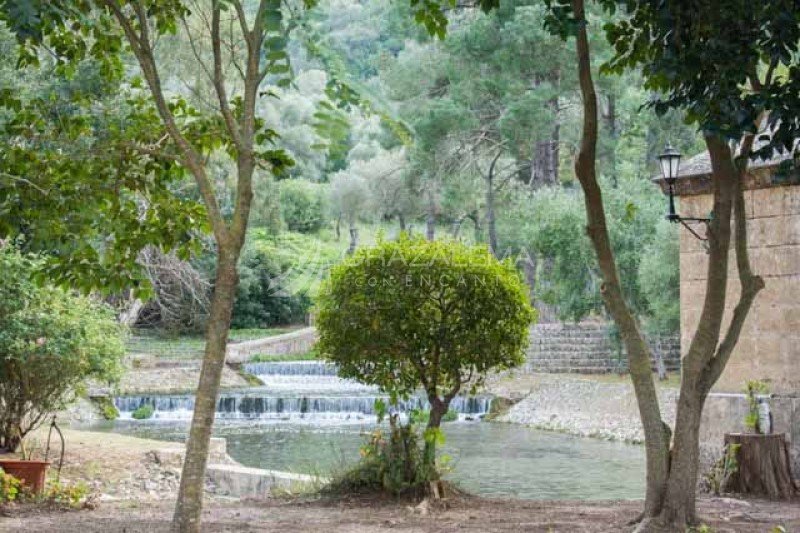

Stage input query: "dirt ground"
[{"left": 2, "top": 495, "right": 799, "bottom": 533}]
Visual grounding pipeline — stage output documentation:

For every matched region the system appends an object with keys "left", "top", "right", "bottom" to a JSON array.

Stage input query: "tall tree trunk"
[
  {"left": 397, "top": 212, "right": 406, "bottom": 232},
  {"left": 172, "top": 246, "right": 241, "bottom": 532},
  {"left": 569, "top": 0, "right": 671, "bottom": 520}
]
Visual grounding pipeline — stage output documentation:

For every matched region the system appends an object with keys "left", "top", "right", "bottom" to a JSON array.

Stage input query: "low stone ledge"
[{"left": 206, "top": 464, "right": 323, "bottom": 499}]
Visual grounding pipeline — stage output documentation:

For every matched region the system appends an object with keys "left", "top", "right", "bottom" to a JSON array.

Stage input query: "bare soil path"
[{"left": 2, "top": 495, "right": 798, "bottom": 532}]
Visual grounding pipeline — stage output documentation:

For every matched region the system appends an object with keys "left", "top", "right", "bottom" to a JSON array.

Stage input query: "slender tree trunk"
[
  {"left": 570, "top": 0, "right": 670, "bottom": 519},
  {"left": 485, "top": 151, "right": 501, "bottom": 256},
  {"left": 423, "top": 397, "right": 447, "bottom": 472},
  {"left": 347, "top": 223, "right": 358, "bottom": 255},
  {"left": 530, "top": 72, "right": 560, "bottom": 189},
  {"left": 520, "top": 252, "right": 537, "bottom": 306},
  {"left": 172, "top": 246, "right": 241, "bottom": 533},
  {"left": 426, "top": 200, "right": 436, "bottom": 241},
  {"left": 398, "top": 212, "right": 406, "bottom": 232}
]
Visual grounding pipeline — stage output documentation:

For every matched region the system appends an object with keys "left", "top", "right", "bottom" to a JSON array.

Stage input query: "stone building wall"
[
  {"left": 679, "top": 183, "right": 800, "bottom": 393},
  {"left": 522, "top": 322, "right": 681, "bottom": 374}
]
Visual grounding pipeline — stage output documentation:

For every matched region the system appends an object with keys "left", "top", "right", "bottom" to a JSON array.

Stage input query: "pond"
[
  {"left": 86, "top": 419, "right": 646, "bottom": 500},
  {"left": 88, "top": 360, "right": 646, "bottom": 500}
]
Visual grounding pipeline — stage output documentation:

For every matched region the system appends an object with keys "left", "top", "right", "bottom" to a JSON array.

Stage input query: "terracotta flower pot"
[{"left": 0, "top": 459, "right": 50, "bottom": 494}]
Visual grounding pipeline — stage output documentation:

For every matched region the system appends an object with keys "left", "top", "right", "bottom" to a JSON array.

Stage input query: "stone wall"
[
  {"left": 226, "top": 327, "right": 318, "bottom": 363},
  {"left": 679, "top": 184, "right": 800, "bottom": 394},
  {"left": 522, "top": 322, "right": 681, "bottom": 374}
]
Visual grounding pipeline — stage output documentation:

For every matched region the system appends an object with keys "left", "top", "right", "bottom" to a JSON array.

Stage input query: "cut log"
[{"left": 722, "top": 433, "right": 798, "bottom": 500}]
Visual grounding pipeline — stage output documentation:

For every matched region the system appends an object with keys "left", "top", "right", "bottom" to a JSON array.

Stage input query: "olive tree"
[
  {"left": 0, "top": 247, "right": 124, "bottom": 452},
  {"left": 316, "top": 236, "right": 535, "bottom": 468}
]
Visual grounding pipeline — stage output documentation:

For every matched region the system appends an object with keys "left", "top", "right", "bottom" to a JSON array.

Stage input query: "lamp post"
[{"left": 657, "top": 143, "right": 711, "bottom": 239}]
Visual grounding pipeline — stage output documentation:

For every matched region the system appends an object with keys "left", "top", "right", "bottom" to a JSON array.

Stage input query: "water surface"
[{"left": 89, "top": 419, "right": 645, "bottom": 500}]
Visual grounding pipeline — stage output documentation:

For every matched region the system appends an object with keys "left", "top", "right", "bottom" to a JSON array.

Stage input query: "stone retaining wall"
[
  {"left": 522, "top": 322, "right": 681, "bottom": 374},
  {"left": 226, "top": 327, "right": 318, "bottom": 363}
]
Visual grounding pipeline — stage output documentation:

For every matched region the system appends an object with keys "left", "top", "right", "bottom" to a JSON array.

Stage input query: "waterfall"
[
  {"left": 117, "top": 359, "right": 492, "bottom": 421},
  {"left": 114, "top": 392, "right": 492, "bottom": 421}
]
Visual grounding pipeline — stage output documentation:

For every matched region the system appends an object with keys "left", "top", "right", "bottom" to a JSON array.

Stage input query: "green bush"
[
  {"left": 231, "top": 245, "right": 312, "bottom": 329},
  {"left": 0, "top": 471, "right": 21, "bottom": 503},
  {"left": 131, "top": 404, "right": 155, "bottom": 420},
  {"left": 279, "top": 179, "right": 327, "bottom": 233},
  {"left": 0, "top": 247, "right": 124, "bottom": 452},
  {"left": 317, "top": 236, "right": 535, "bottom": 473}
]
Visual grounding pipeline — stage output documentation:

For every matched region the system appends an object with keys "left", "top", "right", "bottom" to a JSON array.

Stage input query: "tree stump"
[{"left": 722, "top": 433, "right": 798, "bottom": 500}]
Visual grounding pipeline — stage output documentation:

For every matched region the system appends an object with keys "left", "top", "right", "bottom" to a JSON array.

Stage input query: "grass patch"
[
  {"left": 126, "top": 327, "right": 296, "bottom": 359},
  {"left": 248, "top": 347, "right": 320, "bottom": 363}
]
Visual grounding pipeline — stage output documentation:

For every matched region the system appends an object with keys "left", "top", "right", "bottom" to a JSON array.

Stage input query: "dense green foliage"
[
  {"left": 318, "top": 237, "right": 534, "bottom": 402},
  {"left": 279, "top": 179, "right": 328, "bottom": 234},
  {"left": 0, "top": 247, "right": 124, "bottom": 451},
  {"left": 231, "top": 244, "right": 312, "bottom": 329},
  {"left": 605, "top": 0, "right": 800, "bottom": 160}
]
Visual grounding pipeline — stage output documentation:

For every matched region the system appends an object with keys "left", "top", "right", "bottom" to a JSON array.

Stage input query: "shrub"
[
  {"left": 0, "top": 471, "right": 21, "bottom": 503},
  {"left": 279, "top": 179, "right": 327, "bottom": 233},
  {"left": 43, "top": 481, "right": 89, "bottom": 508},
  {"left": 95, "top": 397, "right": 120, "bottom": 420},
  {"left": 0, "top": 247, "right": 124, "bottom": 452},
  {"left": 317, "top": 236, "right": 535, "bottom": 473},
  {"left": 231, "top": 245, "right": 312, "bottom": 328},
  {"left": 132, "top": 404, "right": 155, "bottom": 420}
]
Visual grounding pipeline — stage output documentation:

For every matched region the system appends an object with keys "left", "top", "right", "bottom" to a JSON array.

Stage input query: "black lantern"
[
  {"left": 658, "top": 143, "right": 682, "bottom": 222},
  {"left": 657, "top": 143, "right": 711, "bottom": 240}
]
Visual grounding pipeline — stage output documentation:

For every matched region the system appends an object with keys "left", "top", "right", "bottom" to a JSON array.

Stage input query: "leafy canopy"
[
  {"left": 316, "top": 236, "right": 535, "bottom": 405},
  {"left": 603, "top": 0, "right": 800, "bottom": 158}
]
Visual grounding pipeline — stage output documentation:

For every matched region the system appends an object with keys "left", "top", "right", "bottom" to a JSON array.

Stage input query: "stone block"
[
  {"left": 751, "top": 188, "right": 784, "bottom": 218},
  {"left": 786, "top": 187, "right": 800, "bottom": 215},
  {"left": 680, "top": 251, "right": 709, "bottom": 281},
  {"left": 205, "top": 464, "right": 321, "bottom": 499},
  {"left": 785, "top": 215, "right": 800, "bottom": 245}
]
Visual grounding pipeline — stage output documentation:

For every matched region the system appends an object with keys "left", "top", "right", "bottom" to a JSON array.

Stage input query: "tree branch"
[
  {"left": 212, "top": 4, "right": 243, "bottom": 149},
  {"left": 102, "top": 0, "right": 230, "bottom": 245}
]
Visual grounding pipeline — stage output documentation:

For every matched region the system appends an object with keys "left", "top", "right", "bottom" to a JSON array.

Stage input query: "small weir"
[
  {"left": 114, "top": 393, "right": 491, "bottom": 420},
  {"left": 116, "top": 360, "right": 492, "bottom": 421}
]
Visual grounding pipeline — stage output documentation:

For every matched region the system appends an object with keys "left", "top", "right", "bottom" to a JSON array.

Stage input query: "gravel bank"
[{"left": 491, "top": 373, "right": 678, "bottom": 443}]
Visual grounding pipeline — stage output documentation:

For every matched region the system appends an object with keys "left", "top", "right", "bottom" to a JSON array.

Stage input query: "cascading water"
[{"left": 115, "top": 360, "right": 492, "bottom": 422}]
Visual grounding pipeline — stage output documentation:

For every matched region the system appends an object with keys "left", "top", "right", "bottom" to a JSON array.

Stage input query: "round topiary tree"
[
  {"left": 317, "top": 236, "right": 535, "bottom": 471},
  {"left": 0, "top": 247, "right": 125, "bottom": 452}
]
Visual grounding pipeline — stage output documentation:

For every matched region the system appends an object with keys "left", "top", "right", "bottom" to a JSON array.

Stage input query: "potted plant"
[{"left": 0, "top": 439, "right": 49, "bottom": 495}]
